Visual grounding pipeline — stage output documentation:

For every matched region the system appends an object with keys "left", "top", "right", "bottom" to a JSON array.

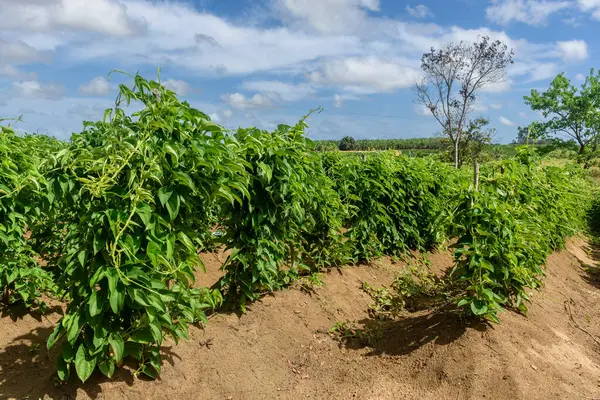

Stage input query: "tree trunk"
[
  {"left": 473, "top": 159, "right": 480, "bottom": 191},
  {"left": 453, "top": 139, "right": 459, "bottom": 169}
]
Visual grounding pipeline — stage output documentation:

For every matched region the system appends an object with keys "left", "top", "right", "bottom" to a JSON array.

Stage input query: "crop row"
[{"left": 0, "top": 73, "right": 593, "bottom": 383}]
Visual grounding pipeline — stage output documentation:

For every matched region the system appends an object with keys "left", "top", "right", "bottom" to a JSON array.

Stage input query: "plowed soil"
[{"left": 2, "top": 238, "right": 600, "bottom": 400}]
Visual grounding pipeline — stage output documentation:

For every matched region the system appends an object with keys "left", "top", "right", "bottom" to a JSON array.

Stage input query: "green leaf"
[
  {"left": 47, "top": 324, "right": 65, "bottom": 350},
  {"left": 136, "top": 202, "right": 153, "bottom": 228},
  {"left": 98, "top": 360, "right": 115, "bottom": 378},
  {"left": 88, "top": 291, "right": 102, "bottom": 317},
  {"left": 109, "top": 333, "right": 124, "bottom": 363},
  {"left": 158, "top": 187, "right": 173, "bottom": 207},
  {"left": 470, "top": 300, "right": 488, "bottom": 316},
  {"left": 130, "top": 328, "right": 154, "bottom": 344},
  {"left": 56, "top": 355, "right": 70, "bottom": 382},
  {"left": 109, "top": 284, "right": 125, "bottom": 314},
  {"left": 66, "top": 312, "right": 83, "bottom": 343},
  {"left": 166, "top": 193, "right": 180, "bottom": 221},
  {"left": 75, "top": 344, "right": 97, "bottom": 382}
]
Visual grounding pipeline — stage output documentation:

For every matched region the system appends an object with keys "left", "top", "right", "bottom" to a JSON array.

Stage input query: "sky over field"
[{"left": 1, "top": 0, "right": 599, "bottom": 142}]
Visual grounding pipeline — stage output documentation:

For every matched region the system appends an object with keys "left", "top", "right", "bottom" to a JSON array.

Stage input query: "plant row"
[{"left": 0, "top": 73, "right": 593, "bottom": 384}]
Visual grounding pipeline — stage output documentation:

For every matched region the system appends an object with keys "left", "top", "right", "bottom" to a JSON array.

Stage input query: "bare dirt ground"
[{"left": 1, "top": 239, "right": 600, "bottom": 400}]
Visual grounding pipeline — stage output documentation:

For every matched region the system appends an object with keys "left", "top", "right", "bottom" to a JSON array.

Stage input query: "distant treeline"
[{"left": 313, "top": 137, "right": 448, "bottom": 152}]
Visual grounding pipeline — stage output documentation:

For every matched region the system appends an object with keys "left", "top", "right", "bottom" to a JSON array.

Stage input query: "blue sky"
[{"left": 1, "top": 0, "right": 598, "bottom": 143}]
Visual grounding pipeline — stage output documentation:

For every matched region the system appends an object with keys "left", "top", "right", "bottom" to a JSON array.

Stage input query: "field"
[{"left": 2, "top": 75, "right": 600, "bottom": 399}]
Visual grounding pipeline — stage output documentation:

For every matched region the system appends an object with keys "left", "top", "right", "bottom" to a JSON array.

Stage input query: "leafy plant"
[
  {"left": 0, "top": 121, "right": 55, "bottom": 311},
  {"left": 218, "top": 118, "right": 346, "bottom": 309},
  {"left": 450, "top": 147, "right": 592, "bottom": 322},
  {"left": 45, "top": 72, "right": 243, "bottom": 382}
]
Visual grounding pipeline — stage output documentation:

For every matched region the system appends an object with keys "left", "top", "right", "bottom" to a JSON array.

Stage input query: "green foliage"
[
  {"left": 0, "top": 122, "right": 55, "bottom": 310},
  {"left": 524, "top": 70, "right": 600, "bottom": 165},
  {"left": 315, "top": 137, "right": 448, "bottom": 152},
  {"left": 218, "top": 120, "right": 346, "bottom": 309},
  {"left": 44, "top": 72, "right": 239, "bottom": 382},
  {"left": 338, "top": 136, "right": 357, "bottom": 151},
  {"left": 450, "top": 147, "right": 592, "bottom": 322},
  {"left": 322, "top": 152, "right": 459, "bottom": 261}
]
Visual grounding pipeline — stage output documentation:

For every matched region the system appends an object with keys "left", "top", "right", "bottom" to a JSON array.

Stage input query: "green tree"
[
  {"left": 338, "top": 136, "right": 357, "bottom": 151},
  {"left": 524, "top": 70, "right": 600, "bottom": 166}
]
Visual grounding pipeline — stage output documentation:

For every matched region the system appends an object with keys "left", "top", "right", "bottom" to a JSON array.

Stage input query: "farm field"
[
  {"left": 2, "top": 74, "right": 600, "bottom": 400},
  {"left": 2, "top": 240, "right": 600, "bottom": 399}
]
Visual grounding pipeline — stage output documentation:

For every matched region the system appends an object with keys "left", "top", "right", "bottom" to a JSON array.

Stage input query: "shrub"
[
  {"left": 218, "top": 120, "right": 346, "bottom": 309},
  {"left": 338, "top": 136, "right": 357, "bottom": 151},
  {"left": 45, "top": 73, "right": 244, "bottom": 382}
]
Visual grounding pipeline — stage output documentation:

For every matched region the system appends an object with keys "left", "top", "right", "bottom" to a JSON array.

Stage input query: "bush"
[
  {"left": 0, "top": 123, "right": 55, "bottom": 310},
  {"left": 338, "top": 136, "right": 357, "bottom": 151},
  {"left": 45, "top": 73, "right": 242, "bottom": 382},
  {"left": 322, "top": 152, "right": 460, "bottom": 261},
  {"left": 218, "top": 121, "right": 346, "bottom": 309},
  {"left": 450, "top": 148, "right": 592, "bottom": 322}
]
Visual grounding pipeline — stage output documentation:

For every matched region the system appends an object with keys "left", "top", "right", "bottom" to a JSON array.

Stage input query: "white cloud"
[
  {"left": 241, "top": 80, "right": 316, "bottom": 102},
  {"left": 162, "top": 79, "right": 191, "bottom": 96},
  {"left": 486, "top": 0, "right": 570, "bottom": 26},
  {"left": 308, "top": 57, "right": 422, "bottom": 94},
  {"left": 0, "top": 65, "right": 37, "bottom": 80},
  {"left": 0, "top": 38, "right": 51, "bottom": 64},
  {"left": 473, "top": 103, "right": 489, "bottom": 112},
  {"left": 519, "top": 111, "right": 528, "bottom": 118},
  {"left": 556, "top": 40, "right": 589, "bottom": 62},
  {"left": 79, "top": 76, "right": 111, "bottom": 96},
  {"left": 333, "top": 94, "right": 344, "bottom": 108},
  {"left": 273, "top": 0, "right": 380, "bottom": 34},
  {"left": 577, "top": 0, "right": 600, "bottom": 19},
  {"left": 222, "top": 109, "right": 234, "bottom": 119},
  {"left": 406, "top": 4, "right": 433, "bottom": 18},
  {"left": 499, "top": 116, "right": 514, "bottom": 126},
  {"left": 221, "top": 93, "right": 272, "bottom": 110},
  {"left": 13, "top": 80, "right": 65, "bottom": 100},
  {"left": 576, "top": 73, "right": 586, "bottom": 81},
  {"left": 510, "top": 61, "right": 558, "bottom": 82},
  {"left": 491, "top": 103, "right": 503, "bottom": 109},
  {"left": 0, "top": 0, "right": 145, "bottom": 37}
]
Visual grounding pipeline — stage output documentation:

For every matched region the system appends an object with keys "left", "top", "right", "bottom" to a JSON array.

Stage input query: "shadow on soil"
[
  {"left": 0, "top": 325, "right": 181, "bottom": 400},
  {"left": 337, "top": 308, "right": 488, "bottom": 357},
  {"left": 579, "top": 240, "right": 600, "bottom": 290}
]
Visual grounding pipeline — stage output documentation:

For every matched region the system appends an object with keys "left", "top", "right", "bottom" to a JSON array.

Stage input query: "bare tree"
[{"left": 414, "top": 36, "right": 513, "bottom": 168}]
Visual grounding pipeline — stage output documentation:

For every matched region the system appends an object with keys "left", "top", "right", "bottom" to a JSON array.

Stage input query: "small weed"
[
  {"left": 298, "top": 273, "right": 325, "bottom": 294},
  {"left": 29, "top": 342, "right": 41, "bottom": 354},
  {"left": 329, "top": 320, "right": 385, "bottom": 347}
]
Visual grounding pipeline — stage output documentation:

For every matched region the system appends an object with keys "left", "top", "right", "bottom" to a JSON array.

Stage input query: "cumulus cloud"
[
  {"left": 79, "top": 76, "right": 111, "bottom": 96},
  {"left": 0, "top": 38, "right": 51, "bottom": 64},
  {"left": 406, "top": 4, "right": 433, "bottom": 18},
  {"left": 162, "top": 79, "right": 191, "bottom": 96},
  {"left": 576, "top": 73, "right": 586, "bottom": 81},
  {"left": 486, "top": 0, "right": 570, "bottom": 26},
  {"left": 221, "top": 93, "right": 272, "bottom": 110},
  {"left": 499, "top": 116, "right": 514, "bottom": 126},
  {"left": 0, "top": 0, "right": 145, "bottom": 37},
  {"left": 577, "top": 0, "right": 600, "bottom": 19},
  {"left": 273, "top": 0, "right": 380, "bottom": 34},
  {"left": 556, "top": 40, "right": 589, "bottom": 62},
  {"left": 308, "top": 57, "right": 422, "bottom": 94},
  {"left": 13, "top": 80, "right": 65, "bottom": 100},
  {"left": 241, "top": 80, "right": 316, "bottom": 102}
]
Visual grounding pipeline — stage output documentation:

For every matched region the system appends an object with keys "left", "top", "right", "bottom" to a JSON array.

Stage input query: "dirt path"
[{"left": 1, "top": 240, "right": 600, "bottom": 400}]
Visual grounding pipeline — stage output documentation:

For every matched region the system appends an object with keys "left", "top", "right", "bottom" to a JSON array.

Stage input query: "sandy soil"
[{"left": 1, "top": 239, "right": 600, "bottom": 400}]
